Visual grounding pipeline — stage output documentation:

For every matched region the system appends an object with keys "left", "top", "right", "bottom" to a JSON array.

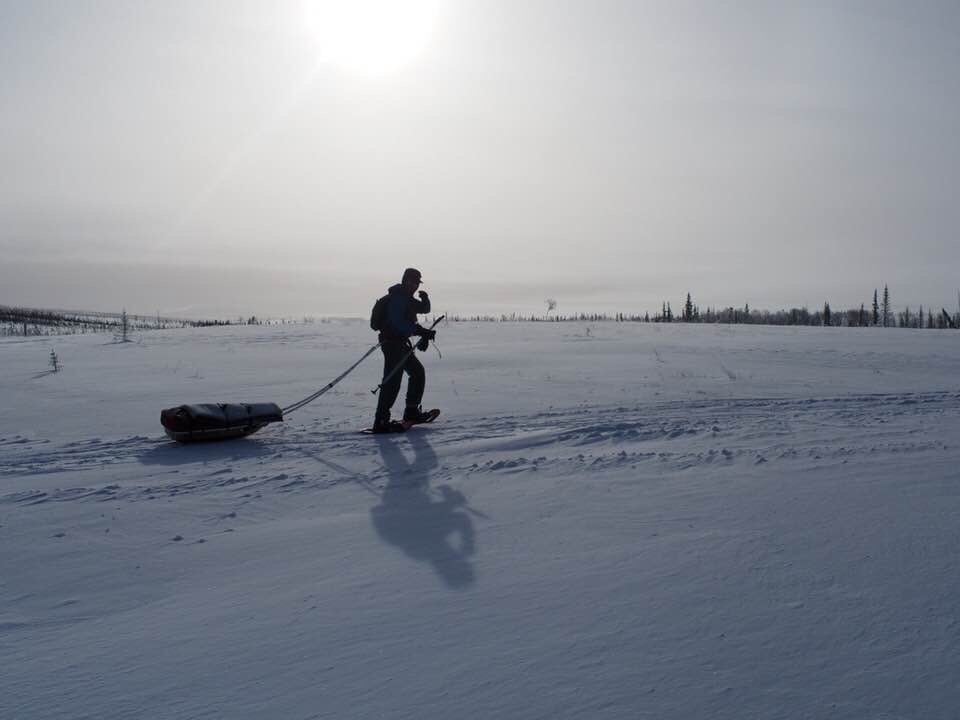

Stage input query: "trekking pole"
[{"left": 371, "top": 315, "right": 445, "bottom": 395}]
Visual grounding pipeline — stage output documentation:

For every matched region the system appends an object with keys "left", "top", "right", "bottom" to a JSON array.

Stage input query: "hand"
[
  {"left": 416, "top": 336, "right": 430, "bottom": 352},
  {"left": 418, "top": 290, "right": 429, "bottom": 301},
  {"left": 421, "top": 328, "right": 436, "bottom": 341}
]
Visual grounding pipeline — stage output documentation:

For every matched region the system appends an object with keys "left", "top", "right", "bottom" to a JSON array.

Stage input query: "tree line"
[
  {"left": 0, "top": 305, "right": 237, "bottom": 337},
  {"left": 442, "top": 285, "right": 960, "bottom": 329},
  {"left": 654, "top": 285, "right": 958, "bottom": 328}
]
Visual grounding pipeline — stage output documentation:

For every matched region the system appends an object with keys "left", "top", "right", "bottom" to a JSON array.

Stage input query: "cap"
[{"left": 402, "top": 267, "right": 423, "bottom": 283}]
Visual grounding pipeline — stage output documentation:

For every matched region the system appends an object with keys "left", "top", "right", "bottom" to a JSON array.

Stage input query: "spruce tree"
[
  {"left": 882, "top": 285, "right": 891, "bottom": 327},
  {"left": 872, "top": 289, "right": 879, "bottom": 325}
]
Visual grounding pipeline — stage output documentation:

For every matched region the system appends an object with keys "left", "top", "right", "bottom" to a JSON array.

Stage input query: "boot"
[
  {"left": 372, "top": 417, "right": 407, "bottom": 434},
  {"left": 403, "top": 405, "right": 433, "bottom": 424}
]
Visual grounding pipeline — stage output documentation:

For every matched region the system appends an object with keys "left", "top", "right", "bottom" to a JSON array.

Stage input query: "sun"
[{"left": 303, "top": 0, "right": 442, "bottom": 75}]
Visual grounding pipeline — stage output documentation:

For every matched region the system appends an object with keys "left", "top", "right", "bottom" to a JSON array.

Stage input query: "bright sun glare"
[{"left": 303, "top": 0, "right": 441, "bottom": 75}]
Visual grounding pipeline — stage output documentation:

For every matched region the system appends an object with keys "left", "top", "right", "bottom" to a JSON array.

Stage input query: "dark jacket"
[{"left": 381, "top": 284, "right": 430, "bottom": 341}]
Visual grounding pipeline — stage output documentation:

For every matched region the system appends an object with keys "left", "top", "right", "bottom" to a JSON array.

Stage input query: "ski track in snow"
[{"left": 3, "top": 389, "right": 957, "bottom": 508}]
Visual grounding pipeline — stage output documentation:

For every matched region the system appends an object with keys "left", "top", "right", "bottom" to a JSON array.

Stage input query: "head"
[{"left": 401, "top": 267, "right": 423, "bottom": 294}]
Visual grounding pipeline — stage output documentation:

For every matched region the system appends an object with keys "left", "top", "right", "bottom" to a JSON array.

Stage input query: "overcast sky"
[{"left": 2, "top": 0, "right": 959, "bottom": 317}]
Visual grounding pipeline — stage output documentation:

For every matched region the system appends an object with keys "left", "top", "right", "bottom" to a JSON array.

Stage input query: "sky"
[{"left": 2, "top": 0, "right": 959, "bottom": 318}]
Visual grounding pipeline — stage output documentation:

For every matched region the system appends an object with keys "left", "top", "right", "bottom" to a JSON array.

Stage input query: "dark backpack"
[{"left": 370, "top": 294, "right": 390, "bottom": 331}]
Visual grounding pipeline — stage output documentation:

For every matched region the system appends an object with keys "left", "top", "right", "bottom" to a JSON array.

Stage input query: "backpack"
[{"left": 370, "top": 294, "right": 390, "bottom": 331}]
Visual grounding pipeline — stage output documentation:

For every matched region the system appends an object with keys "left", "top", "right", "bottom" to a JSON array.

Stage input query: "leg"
[
  {"left": 375, "top": 342, "right": 407, "bottom": 424},
  {"left": 403, "top": 352, "right": 426, "bottom": 409}
]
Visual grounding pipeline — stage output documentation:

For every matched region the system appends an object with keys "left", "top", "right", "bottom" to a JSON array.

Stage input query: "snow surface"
[{"left": 2, "top": 320, "right": 960, "bottom": 719}]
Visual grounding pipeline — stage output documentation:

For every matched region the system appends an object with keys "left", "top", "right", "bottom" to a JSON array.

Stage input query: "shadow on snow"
[
  {"left": 138, "top": 438, "right": 276, "bottom": 466},
  {"left": 370, "top": 432, "right": 479, "bottom": 590}
]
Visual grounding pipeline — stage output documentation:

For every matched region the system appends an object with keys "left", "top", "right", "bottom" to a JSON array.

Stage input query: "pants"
[{"left": 375, "top": 339, "right": 425, "bottom": 422}]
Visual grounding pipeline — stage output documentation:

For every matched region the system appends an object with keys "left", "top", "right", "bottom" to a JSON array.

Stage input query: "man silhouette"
[{"left": 372, "top": 268, "right": 436, "bottom": 433}]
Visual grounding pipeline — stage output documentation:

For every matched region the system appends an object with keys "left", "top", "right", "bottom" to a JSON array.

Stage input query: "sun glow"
[{"left": 303, "top": 0, "right": 441, "bottom": 75}]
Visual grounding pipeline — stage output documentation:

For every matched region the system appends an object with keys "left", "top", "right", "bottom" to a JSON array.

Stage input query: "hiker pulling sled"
[
  {"left": 368, "top": 268, "right": 441, "bottom": 434},
  {"left": 159, "top": 267, "right": 441, "bottom": 442}
]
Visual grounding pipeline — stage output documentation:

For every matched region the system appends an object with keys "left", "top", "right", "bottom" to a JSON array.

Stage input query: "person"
[{"left": 373, "top": 268, "right": 437, "bottom": 433}]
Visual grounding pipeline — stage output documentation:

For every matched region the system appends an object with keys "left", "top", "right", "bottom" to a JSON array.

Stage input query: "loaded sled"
[{"left": 160, "top": 403, "right": 283, "bottom": 443}]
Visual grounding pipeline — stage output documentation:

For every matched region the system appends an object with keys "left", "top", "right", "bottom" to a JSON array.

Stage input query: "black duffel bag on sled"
[{"left": 160, "top": 403, "right": 283, "bottom": 442}]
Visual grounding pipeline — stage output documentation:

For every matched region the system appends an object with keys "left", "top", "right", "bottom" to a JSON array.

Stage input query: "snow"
[{"left": 2, "top": 320, "right": 960, "bottom": 719}]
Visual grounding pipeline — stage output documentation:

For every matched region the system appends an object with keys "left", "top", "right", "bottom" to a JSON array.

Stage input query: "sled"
[{"left": 160, "top": 403, "right": 283, "bottom": 443}]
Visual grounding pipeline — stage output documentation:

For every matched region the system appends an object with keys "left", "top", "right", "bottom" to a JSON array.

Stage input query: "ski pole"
[{"left": 371, "top": 315, "right": 445, "bottom": 395}]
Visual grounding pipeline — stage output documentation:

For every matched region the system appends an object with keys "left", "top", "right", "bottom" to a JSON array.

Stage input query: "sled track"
[
  {"left": 2, "top": 391, "right": 958, "bottom": 506},
  {"left": 363, "top": 389, "right": 960, "bottom": 451},
  {"left": 0, "top": 434, "right": 162, "bottom": 478}
]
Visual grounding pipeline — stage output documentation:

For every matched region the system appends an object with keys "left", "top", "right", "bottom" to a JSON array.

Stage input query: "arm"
[{"left": 413, "top": 290, "right": 431, "bottom": 314}]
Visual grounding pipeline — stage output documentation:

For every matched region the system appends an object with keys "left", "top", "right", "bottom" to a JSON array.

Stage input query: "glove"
[
  {"left": 416, "top": 336, "right": 430, "bottom": 352},
  {"left": 421, "top": 328, "right": 436, "bottom": 341},
  {"left": 416, "top": 290, "right": 431, "bottom": 313}
]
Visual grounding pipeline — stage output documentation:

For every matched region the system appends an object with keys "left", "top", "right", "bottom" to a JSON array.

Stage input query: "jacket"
[{"left": 381, "top": 283, "right": 431, "bottom": 341}]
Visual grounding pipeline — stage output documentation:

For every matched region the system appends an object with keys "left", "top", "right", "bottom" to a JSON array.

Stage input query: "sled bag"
[{"left": 160, "top": 403, "right": 283, "bottom": 441}]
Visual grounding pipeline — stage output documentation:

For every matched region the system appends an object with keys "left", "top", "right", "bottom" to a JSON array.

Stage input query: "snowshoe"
[
  {"left": 366, "top": 419, "right": 409, "bottom": 434},
  {"left": 402, "top": 406, "right": 441, "bottom": 425}
]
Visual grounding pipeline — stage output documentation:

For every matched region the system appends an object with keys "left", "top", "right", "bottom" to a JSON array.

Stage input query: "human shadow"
[{"left": 370, "top": 432, "right": 478, "bottom": 590}]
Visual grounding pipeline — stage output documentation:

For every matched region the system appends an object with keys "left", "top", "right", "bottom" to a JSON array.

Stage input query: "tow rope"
[{"left": 282, "top": 342, "right": 381, "bottom": 415}]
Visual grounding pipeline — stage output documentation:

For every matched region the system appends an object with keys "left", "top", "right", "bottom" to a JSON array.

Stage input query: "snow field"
[{"left": 2, "top": 321, "right": 960, "bottom": 719}]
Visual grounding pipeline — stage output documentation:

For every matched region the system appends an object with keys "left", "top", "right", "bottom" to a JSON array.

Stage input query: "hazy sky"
[{"left": 2, "top": 0, "right": 959, "bottom": 317}]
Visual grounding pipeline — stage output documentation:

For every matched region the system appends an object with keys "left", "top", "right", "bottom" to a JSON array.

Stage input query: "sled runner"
[{"left": 160, "top": 403, "right": 283, "bottom": 443}]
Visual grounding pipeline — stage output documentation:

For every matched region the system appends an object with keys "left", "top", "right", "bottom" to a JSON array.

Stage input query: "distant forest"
[
  {"left": 445, "top": 286, "right": 960, "bottom": 329},
  {"left": 3, "top": 284, "right": 959, "bottom": 337},
  {"left": 0, "top": 305, "right": 236, "bottom": 337}
]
